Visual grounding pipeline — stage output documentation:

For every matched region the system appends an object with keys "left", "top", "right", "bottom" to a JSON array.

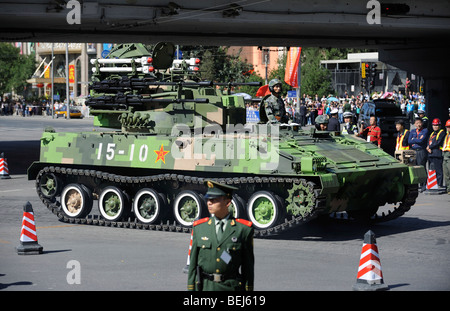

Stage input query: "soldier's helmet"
[
  {"left": 268, "top": 79, "right": 282, "bottom": 93},
  {"left": 315, "top": 115, "right": 329, "bottom": 124}
]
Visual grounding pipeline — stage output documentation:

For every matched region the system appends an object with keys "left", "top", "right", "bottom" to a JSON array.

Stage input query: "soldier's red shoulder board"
[
  {"left": 193, "top": 217, "right": 209, "bottom": 227},
  {"left": 236, "top": 219, "right": 252, "bottom": 227}
]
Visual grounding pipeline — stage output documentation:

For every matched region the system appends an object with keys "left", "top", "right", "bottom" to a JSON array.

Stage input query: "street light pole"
[
  {"left": 51, "top": 43, "right": 54, "bottom": 119},
  {"left": 264, "top": 49, "right": 269, "bottom": 85},
  {"left": 65, "top": 43, "right": 70, "bottom": 119}
]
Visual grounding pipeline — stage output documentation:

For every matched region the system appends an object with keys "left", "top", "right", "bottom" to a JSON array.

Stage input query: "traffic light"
[
  {"left": 369, "top": 80, "right": 375, "bottom": 89},
  {"left": 361, "top": 78, "right": 366, "bottom": 88},
  {"left": 381, "top": 3, "right": 410, "bottom": 16},
  {"left": 361, "top": 62, "right": 366, "bottom": 78},
  {"left": 370, "top": 63, "right": 377, "bottom": 79}
]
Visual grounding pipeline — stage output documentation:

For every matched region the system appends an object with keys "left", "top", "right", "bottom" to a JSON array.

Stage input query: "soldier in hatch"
[
  {"left": 314, "top": 115, "right": 329, "bottom": 131},
  {"left": 259, "top": 79, "right": 289, "bottom": 124}
]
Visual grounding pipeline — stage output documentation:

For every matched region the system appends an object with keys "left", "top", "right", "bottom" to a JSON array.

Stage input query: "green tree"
[
  {"left": 265, "top": 47, "right": 335, "bottom": 98},
  {"left": 0, "top": 43, "right": 35, "bottom": 99},
  {"left": 237, "top": 72, "right": 264, "bottom": 97},
  {"left": 178, "top": 46, "right": 262, "bottom": 95},
  {"left": 300, "top": 47, "right": 334, "bottom": 97}
]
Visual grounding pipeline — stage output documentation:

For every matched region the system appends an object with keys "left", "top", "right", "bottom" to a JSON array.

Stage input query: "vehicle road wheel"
[
  {"left": 38, "top": 172, "right": 61, "bottom": 199},
  {"left": 60, "top": 183, "right": 93, "bottom": 218},
  {"left": 133, "top": 188, "right": 166, "bottom": 224},
  {"left": 98, "top": 186, "right": 130, "bottom": 221},
  {"left": 230, "top": 194, "right": 246, "bottom": 219},
  {"left": 173, "top": 190, "right": 206, "bottom": 227},
  {"left": 247, "top": 191, "right": 283, "bottom": 230}
]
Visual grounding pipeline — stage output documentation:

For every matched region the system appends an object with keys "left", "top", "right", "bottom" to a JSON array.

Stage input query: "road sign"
[
  {"left": 287, "top": 90, "right": 297, "bottom": 98},
  {"left": 101, "top": 50, "right": 110, "bottom": 58}
]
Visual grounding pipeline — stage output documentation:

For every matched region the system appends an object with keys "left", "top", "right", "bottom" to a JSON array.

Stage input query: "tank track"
[
  {"left": 329, "top": 184, "right": 419, "bottom": 223},
  {"left": 35, "top": 166, "right": 327, "bottom": 238}
]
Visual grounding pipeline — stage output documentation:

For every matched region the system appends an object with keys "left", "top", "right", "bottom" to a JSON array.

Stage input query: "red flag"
[
  {"left": 284, "top": 47, "right": 301, "bottom": 88},
  {"left": 256, "top": 84, "right": 270, "bottom": 97}
]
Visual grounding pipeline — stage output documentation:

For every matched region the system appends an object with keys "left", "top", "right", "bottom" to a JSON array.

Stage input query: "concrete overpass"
[{"left": 1, "top": 0, "right": 449, "bottom": 118}]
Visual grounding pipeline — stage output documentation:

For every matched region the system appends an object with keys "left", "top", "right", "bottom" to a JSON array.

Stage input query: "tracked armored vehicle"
[{"left": 28, "top": 43, "right": 426, "bottom": 237}]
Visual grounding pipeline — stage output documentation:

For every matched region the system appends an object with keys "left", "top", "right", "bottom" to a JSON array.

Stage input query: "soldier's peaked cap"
[{"left": 204, "top": 180, "right": 238, "bottom": 199}]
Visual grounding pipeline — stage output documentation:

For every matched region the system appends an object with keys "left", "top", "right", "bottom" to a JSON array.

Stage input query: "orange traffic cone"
[
  {"left": 16, "top": 202, "right": 43, "bottom": 255},
  {"left": 426, "top": 169, "right": 438, "bottom": 190},
  {"left": 424, "top": 163, "right": 446, "bottom": 194},
  {"left": 353, "top": 230, "right": 388, "bottom": 291},
  {"left": 0, "top": 152, "right": 11, "bottom": 179}
]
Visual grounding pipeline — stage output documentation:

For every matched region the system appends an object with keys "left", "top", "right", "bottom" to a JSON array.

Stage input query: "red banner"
[
  {"left": 256, "top": 84, "right": 271, "bottom": 97},
  {"left": 69, "top": 64, "right": 75, "bottom": 83},
  {"left": 284, "top": 47, "right": 301, "bottom": 88}
]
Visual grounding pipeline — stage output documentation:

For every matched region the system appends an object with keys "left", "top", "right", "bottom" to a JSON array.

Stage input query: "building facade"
[
  {"left": 227, "top": 46, "right": 286, "bottom": 83},
  {"left": 321, "top": 52, "right": 422, "bottom": 97},
  {"left": 27, "top": 43, "right": 109, "bottom": 103}
]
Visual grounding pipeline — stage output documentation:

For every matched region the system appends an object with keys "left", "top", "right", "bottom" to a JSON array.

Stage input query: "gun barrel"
[
  {"left": 142, "top": 81, "right": 213, "bottom": 87},
  {"left": 214, "top": 82, "right": 262, "bottom": 87},
  {"left": 86, "top": 95, "right": 209, "bottom": 109}
]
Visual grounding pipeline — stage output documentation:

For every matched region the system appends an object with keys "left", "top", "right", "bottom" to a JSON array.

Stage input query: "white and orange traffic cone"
[
  {"left": 426, "top": 169, "right": 438, "bottom": 190},
  {"left": 424, "top": 163, "right": 446, "bottom": 194},
  {"left": 0, "top": 152, "right": 11, "bottom": 179},
  {"left": 352, "top": 230, "right": 388, "bottom": 291},
  {"left": 16, "top": 202, "right": 43, "bottom": 255}
]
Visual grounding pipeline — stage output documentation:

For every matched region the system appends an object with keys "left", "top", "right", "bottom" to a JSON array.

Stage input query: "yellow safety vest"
[
  {"left": 396, "top": 129, "right": 410, "bottom": 151},
  {"left": 429, "top": 129, "right": 444, "bottom": 150},
  {"left": 443, "top": 132, "right": 450, "bottom": 152}
]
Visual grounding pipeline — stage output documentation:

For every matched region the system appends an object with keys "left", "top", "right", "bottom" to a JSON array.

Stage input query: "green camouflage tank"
[{"left": 28, "top": 43, "right": 426, "bottom": 236}]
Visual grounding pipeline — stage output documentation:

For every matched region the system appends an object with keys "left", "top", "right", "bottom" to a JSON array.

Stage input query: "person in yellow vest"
[
  {"left": 342, "top": 112, "right": 358, "bottom": 135},
  {"left": 442, "top": 119, "right": 450, "bottom": 194},
  {"left": 426, "top": 118, "right": 446, "bottom": 189},
  {"left": 395, "top": 119, "right": 410, "bottom": 151}
]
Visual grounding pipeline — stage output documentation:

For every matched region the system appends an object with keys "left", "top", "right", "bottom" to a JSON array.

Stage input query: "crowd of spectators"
[
  {"left": 0, "top": 100, "right": 51, "bottom": 117},
  {"left": 0, "top": 100, "right": 83, "bottom": 117},
  {"left": 245, "top": 89, "right": 427, "bottom": 127},
  {"left": 0, "top": 100, "right": 45, "bottom": 117}
]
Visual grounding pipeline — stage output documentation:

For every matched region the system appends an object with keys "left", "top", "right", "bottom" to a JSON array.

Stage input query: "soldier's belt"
[{"left": 201, "top": 271, "right": 238, "bottom": 283}]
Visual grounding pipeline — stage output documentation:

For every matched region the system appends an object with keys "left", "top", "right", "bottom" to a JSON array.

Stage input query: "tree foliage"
[
  {"left": 179, "top": 45, "right": 263, "bottom": 96},
  {"left": 173, "top": 45, "right": 368, "bottom": 98},
  {"left": 265, "top": 47, "right": 335, "bottom": 98},
  {"left": 0, "top": 43, "right": 35, "bottom": 98},
  {"left": 300, "top": 47, "right": 335, "bottom": 97}
]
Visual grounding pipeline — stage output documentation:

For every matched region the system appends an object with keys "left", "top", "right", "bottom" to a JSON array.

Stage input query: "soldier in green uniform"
[
  {"left": 187, "top": 180, "right": 254, "bottom": 291},
  {"left": 314, "top": 114, "right": 329, "bottom": 131},
  {"left": 259, "top": 79, "right": 288, "bottom": 124}
]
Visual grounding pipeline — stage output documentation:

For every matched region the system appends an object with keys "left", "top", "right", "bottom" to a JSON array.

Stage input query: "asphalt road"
[{"left": 0, "top": 115, "right": 449, "bottom": 292}]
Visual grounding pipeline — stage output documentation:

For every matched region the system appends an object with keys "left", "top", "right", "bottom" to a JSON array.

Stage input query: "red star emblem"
[{"left": 154, "top": 144, "right": 169, "bottom": 164}]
